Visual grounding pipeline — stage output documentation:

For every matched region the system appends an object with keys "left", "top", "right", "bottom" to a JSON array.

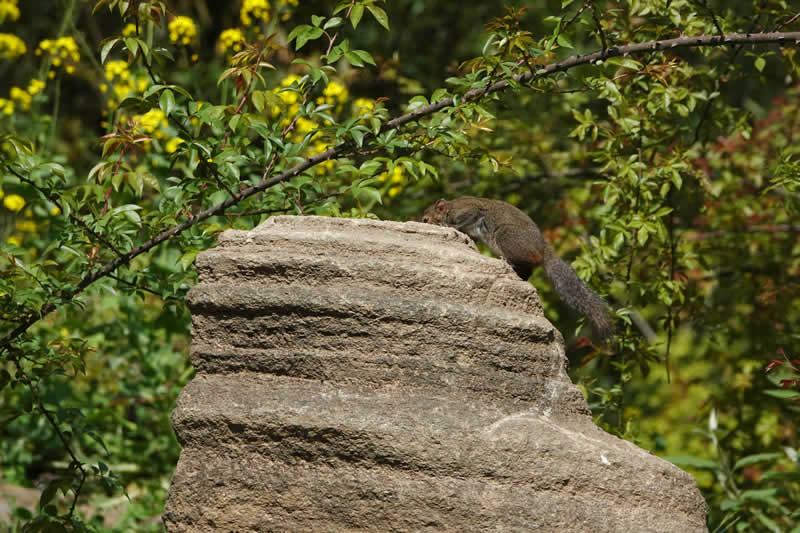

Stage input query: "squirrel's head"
[{"left": 422, "top": 199, "right": 449, "bottom": 225}]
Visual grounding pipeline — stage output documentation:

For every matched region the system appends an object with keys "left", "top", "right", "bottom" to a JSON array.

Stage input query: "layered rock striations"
[{"left": 163, "top": 216, "right": 708, "bottom": 532}]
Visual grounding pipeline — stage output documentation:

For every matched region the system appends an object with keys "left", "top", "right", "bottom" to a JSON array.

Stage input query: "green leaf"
[
  {"left": 358, "top": 186, "right": 382, "bottom": 205},
  {"left": 324, "top": 17, "right": 344, "bottom": 30},
  {"left": 123, "top": 209, "right": 141, "bottom": 226},
  {"left": 126, "top": 173, "right": 144, "bottom": 197},
  {"left": 351, "top": 50, "right": 376, "bottom": 66},
  {"left": 753, "top": 511, "right": 781, "bottom": 533},
  {"left": 39, "top": 481, "right": 59, "bottom": 508},
  {"left": 100, "top": 38, "right": 120, "bottom": 64},
  {"left": 350, "top": 128, "right": 365, "bottom": 147},
  {"left": 637, "top": 226, "right": 649, "bottom": 246},
  {"left": 763, "top": 389, "right": 800, "bottom": 399},
  {"left": 344, "top": 51, "right": 365, "bottom": 67},
  {"left": 663, "top": 455, "right": 718, "bottom": 469},
  {"left": 298, "top": 27, "right": 324, "bottom": 50},
  {"left": 159, "top": 89, "right": 175, "bottom": 116},
  {"left": 755, "top": 56, "right": 766, "bottom": 72},
  {"left": 43, "top": 162, "right": 66, "bottom": 178},
  {"left": 287, "top": 25, "right": 324, "bottom": 50},
  {"left": 741, "top": 488, "right": 779, "bottom": 503},
  {"left": 179, "top": 250, "right": 199, "bottom": 271},
  {"left": 556, "top": 34, "right": 574, "bottom": 49},
  {"left": 351, "top": 4, "right": 364, "bottom": 28},
  {"left": 251, "top": 90, "right": 265, "bottom": 113},
  {"left": 733, "top": 453, "right": 783, "bottom": 471},
  {"left": 366, "top": 4, "right": 390, "bottom": 30},
  {"left": 359, "top": 160, "right": 383, "bottom": 176}
]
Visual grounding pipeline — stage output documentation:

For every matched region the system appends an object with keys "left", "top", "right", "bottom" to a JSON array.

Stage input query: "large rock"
[{"left": 163, "top": 216, "right": 708, "bottom": 532}]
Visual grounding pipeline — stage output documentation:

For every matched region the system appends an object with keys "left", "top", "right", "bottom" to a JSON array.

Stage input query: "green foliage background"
[{"left": 1, "top": 0, "right": 799, "bottom": 531}]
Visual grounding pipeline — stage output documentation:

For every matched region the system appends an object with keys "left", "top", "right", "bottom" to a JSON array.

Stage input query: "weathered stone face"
[{"left": 163, "top": 216, "right": 708, "bottom": 532}]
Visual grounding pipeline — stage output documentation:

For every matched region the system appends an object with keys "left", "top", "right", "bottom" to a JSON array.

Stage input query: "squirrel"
[{"left": 422, "top": 196, "right": 614, "bottom": 342}]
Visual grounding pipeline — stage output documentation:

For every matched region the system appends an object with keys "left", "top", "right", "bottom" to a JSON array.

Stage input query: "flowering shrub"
[
  {"left": 240, "top": 0, "right": 271, "bottom": 27},
  {"left": 1, "top": 2, "right": 799, "bottom": 532},
  {"left": 217, "top": 28, "right": 246, "bottom": 54},
  {"left": 0, "top": 0, "right": 20, "bottom": 23},
  {"left": 35, "top": 36, "right": 80, "bottom": 75},
  {"left": 168, "top": 16, "right": 197, "bottom": 46},
  {"left": 0, "top": 32, "right": 25, "bottom": 59}
]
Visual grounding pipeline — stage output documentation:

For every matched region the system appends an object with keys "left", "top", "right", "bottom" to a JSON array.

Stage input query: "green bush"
[{"left": 1, "top": 0, "right": 798, "bottom": 530}]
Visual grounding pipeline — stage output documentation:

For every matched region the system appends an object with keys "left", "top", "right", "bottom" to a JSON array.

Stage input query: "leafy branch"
[{"left": 2, "top": 30, "right": 799, "bottom": 353}]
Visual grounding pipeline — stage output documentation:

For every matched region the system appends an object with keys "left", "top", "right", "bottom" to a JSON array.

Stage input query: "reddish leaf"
[{"left": 765, "top": 359, "right": 783, "bottom": 373}]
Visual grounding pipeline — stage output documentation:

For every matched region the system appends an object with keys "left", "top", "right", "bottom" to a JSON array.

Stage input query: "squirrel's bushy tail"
[{"left": 542, "top": 253, "right": 614, "bottom": 342}]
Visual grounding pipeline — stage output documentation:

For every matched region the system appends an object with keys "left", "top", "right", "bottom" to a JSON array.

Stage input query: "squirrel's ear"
[{"left": 435, "top": 199, "right": 447, "bottom": 212}]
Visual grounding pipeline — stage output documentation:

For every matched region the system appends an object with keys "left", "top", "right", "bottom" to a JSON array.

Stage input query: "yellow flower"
[
  {"left": 10, "top": 86, "right": 31, "bottom": 111},
  {"left": 241, "top": 0, "right": 271, "bottom": 27},
  {"left": 104, "top": 59, "right": 130, "bottom": 81},
  {"left": 36, "top": 36, "right": 80, "bottom": 74},
  {"left": 218, "top": 28, "right": 246, "bottom": 54},
  {"left": 378, "top": 166, "right": 404, "bottom": 183},
  {"left": 388, "top": 186, "right": 402, "bottom": 198},
  {"left": 134, "top": 108, "right": 168, "bottom": 137},
  {"left": 316, "top": 80, "right": 349, "bottom": 108},
  {"left": 277, "top": 0, "right": 297, "bottom": 20},
  {"left": 280, "top": 74, "right": 304, "bottom": 89},
  {"left": 353, "top": 97, "right": 374, "bottom": 116},
  {"left": 15, "top": 219, "right": 37, "bottom": 232},
  {"left": 168, "top": 16, "right": 197, "bottom": 46},
  {"left": 6, "top": 235, "right": 22, "bottom": 246},
  {"left": 294, "top": 117, "right": 316, "bottom": 137},
  {"left": 102, "top": 60, "right": 150, "bottom": 111},
  {"left": 0, "top": 0, "right": 20, "bottom": 23},
  {"left": 121, "top": 24, "right": 137, "bottom": 37},
  {"left": 271, "top": 74, "right": 305, "bottom": 119},
  {"left": 0, "top": 33, "right": 26, "bottom": 59},
  {"left": 309, "top": 142, "right": 334, "bottom": 175},
  {"left": 27, "top": 78, "right": 45, "bottom": 96},
  {"left": 165, "top": 137, "right": 185, "bottom": 153},
  {"left": 49, "top": 205, "right": 61, "bottom": 216},
  {"left": 3, "top": 193, "right": 25, "bottom": 212},
  {"left": 0, "top": 97, "right": 13, "bottom": 115},
  {"left": 390, "top": 166, "right": 404, "bottom": 183}
]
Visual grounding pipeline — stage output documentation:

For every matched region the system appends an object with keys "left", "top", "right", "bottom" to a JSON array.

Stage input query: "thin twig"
[
  {"left": 107, "top": 274, "right": 165, "bottom": 298},
  {"left": 694, "top": 0, "right": 725, "bottom": 37},
  {"left": 665, "top": 190, "right": 677, "bottom": 384},
  {"left": 21, "top": 373, "right": 87, "bottom": 518},
  {"left": 590, "top": 3, "right": 609, "bottom": 57},
  {"left": 775, "top": 12, "right": 800, "bottom": 32},
  {"left": 5, "top": 165, "right": 123, "bottom": 257}
]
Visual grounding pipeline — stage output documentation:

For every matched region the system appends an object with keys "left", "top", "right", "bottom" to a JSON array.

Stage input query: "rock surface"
[{"left": 163, "top": 216, "right": 708, "bottom": 532}]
